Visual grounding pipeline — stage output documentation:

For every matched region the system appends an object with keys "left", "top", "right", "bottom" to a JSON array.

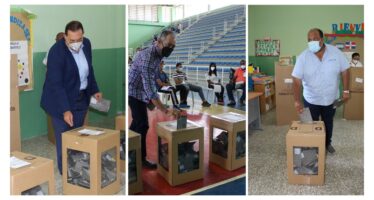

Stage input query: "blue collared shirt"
[
  {"left": 129, "top": 45, "right": 163, "bottom": 103},
  {"left": 69, "top": 44, "right": 89, "bottom": 90},
  {"left": 292, "top": 44, "right": 349, "bottom": 106}
]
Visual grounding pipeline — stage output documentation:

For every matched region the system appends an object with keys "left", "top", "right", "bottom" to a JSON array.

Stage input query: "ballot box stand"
[
  {"left": 128, "top": 130, "right": 142, "bottom": 194},
  {"left": 10, "top": 151, "right": 56, "bottom": 195},
  {"left": 209, "top": 112, "right": 246, "bottom": 171},
  {"left": 157, "top": 120, "right": 204, "bottom": 186},
  {"left": 62, "top": 126, "right": 120, "bottom": 195},
  {"left": 286, "top": 121, "right": 326, "bottom": 185}
]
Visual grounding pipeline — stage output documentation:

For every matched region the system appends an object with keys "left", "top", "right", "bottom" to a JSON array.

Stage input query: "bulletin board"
[
  {"left": 325, "top": 34, "right": 364, "bottom": 65},
  {"left": 10, "top": 9, "right": 37, "bottom": 91},
  {"left": 255, "top": 39, "right": 280, "bottom": 56}
]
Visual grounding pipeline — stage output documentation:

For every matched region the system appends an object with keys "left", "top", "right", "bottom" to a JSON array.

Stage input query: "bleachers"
[{"left": 164, "top": 5, "right": 245, "bottom": 67}]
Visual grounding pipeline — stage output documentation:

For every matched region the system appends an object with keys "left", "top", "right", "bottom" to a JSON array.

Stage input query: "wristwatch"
[{"left": 343, "top": 90, "right": 350, "bottom": 94}]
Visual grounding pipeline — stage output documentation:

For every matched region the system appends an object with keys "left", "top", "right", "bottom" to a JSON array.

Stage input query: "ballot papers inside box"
[
  {"left": 62, "top": 126, "right": 120, "bottom": 195},
  {"left": 157, "top": 120, "right": 204, "bottom": 186},
  {"left": 209, "top": 112, "right": 246, "bottom": 171},
  {"left": 286, "top": 121, "right": 326, "bottom": 185},
  {"left": 10, "top": 151, "right": 56, "bottom": 195},
  {"left": 293, "top": 147, "right": 319, "bottom": 175},
  {"left": 128, "top": 130, "right": 142, "bottom": 195}
]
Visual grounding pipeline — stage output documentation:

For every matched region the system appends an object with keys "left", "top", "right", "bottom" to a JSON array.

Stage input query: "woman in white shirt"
[{"left": 206, "top": 62, "right": 224, "bottom": 105}]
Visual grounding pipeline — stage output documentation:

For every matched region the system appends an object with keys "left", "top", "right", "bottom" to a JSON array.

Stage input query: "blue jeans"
[
  {"left": 51, "top": 91, "right": 88, "bottom": 175},
  {"left": 304, "top": 99, "right": 336, "bottom": 146}
]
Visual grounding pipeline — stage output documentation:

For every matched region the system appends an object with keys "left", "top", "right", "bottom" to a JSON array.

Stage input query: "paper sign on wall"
[{"left": 10, "top": 41, "right": 30, "bottom": 86}]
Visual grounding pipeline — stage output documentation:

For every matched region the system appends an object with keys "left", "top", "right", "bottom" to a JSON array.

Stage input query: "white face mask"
[
  {"left": 177, "top": 67, "right": 183, "bottom": 72},
  {"left": 68, "top": 41, "right": 83, "bottom": 52},
  {"left": 210, "top": 67, "right": 215, "bottom": 71},
  {"left": 240, "top": 65, "right": 246, "bottom": 69},
  {"left": 308, "top": 41, "right": 321, "bottom": 53}
]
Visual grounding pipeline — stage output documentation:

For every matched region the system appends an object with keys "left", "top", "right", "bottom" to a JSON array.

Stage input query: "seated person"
[
  {"left": 173, "top": 63, "right": 211, "bottom": 108},
  {"left": 226, "top": 60, "right": 246, "bottom": 106},
  {"left": 155, "top": 61, "right": 179, "bottom": 107},
  {"left": 349, "top": 52, "right": 363, "bottom": 67},
  {"left": 206, "top": 62, "right": 224, "bottom": 105}
]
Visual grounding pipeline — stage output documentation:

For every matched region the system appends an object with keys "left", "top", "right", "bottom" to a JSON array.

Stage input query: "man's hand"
[
  {"left": 64, "top": 111, "right": 74, "bottom": 127},
  {"left": 342, "top": 92, "right": 350, "bottom": 102},
  {"left": 94, "top": 92, "right": 103, "bottom": 102},
  {"left": 294, "top": 101, "right": 304, "bottom": 114},
  {"left": 166, "top": 108, "right": 181, "bottom": 118}
]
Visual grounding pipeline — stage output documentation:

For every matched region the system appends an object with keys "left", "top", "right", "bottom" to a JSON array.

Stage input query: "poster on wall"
[
  {"left": 10, "top": 8, "right": 36, "bottom": 90},
  {"left": 255, "top": 39, "right": 280, "bottom": 56},
  {"left": 10, "top": 41, "right": 30, "bottom": 86}
]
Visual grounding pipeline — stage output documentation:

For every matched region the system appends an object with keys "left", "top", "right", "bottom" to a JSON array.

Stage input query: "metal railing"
[{"left": 163, "top": 65, "right": 235, "bottom": 89}]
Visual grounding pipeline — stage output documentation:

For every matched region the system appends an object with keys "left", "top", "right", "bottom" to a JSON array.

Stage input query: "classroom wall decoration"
[
  {"left": 10, "top": 8, "right": 36, "bottom": 90},
  {"left": 255, "top": 39, "right": 280, "bottom": 56},
  {"left": 10, "top": 41, "right": 30, "bottom": 86},
  {"left": 325, "top": 23, "right": 364, "bottom": 65},
  {"left": 331, "top": 22, "right": 364, "bottom": 35}
]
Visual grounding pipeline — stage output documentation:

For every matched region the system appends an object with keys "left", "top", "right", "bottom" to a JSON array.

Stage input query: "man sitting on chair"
[
  {"left": 173, "top": 62, "right": 211, "bottom": 108},
  {"left": 226, "top": 60, "right": 246, "bottom": 106},
  {"left": 156, "top": 60, "right": 179, "bottom": 107}
]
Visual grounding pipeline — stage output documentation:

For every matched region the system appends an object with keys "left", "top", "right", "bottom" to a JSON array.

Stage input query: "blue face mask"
[{"left": 308, "top": 41, "right": 321, "bottom": 53}]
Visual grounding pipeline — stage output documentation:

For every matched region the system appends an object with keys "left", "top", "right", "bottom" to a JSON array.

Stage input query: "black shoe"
[
  {"left": 227, "top": 101, "right": 236, "bottom": 106},
  {"left": 326, "top": 144, "right": 336, "bottom": 154},
  {"left": 202, "top": 101, "right": 211, "bottom": 107},
  {"left": 142, "top": 159, "right": 157, "bottom": 169}
]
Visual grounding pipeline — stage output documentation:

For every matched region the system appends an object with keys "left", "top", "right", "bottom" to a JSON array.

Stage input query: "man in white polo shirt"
[{"left": 292, "top": 28, "right": 350, "bottom": 154}]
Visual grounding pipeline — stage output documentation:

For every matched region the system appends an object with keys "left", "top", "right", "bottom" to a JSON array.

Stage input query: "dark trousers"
[
  {"left": 186, "top": 83, "right": 206, "bottom": 102},
  {"left": 175, "top": 84, "right": 190, "bottom": 104},
  {"left": 51, "top": 91, "right": 88, "bottom": 175},
  {"left": 226, "top": 83, "right": 246, "bottom": 102},
  {"left": 158, "top": 86, "right": 179, "bottom": 106},
  {"left": 208, "top": 84, "right": 224, "bottom": 102},
  {"left": 304, "top": 99, "right": 336, "bottom": 146},
  {"left": 129, "top": 96, "right": 149, "bottom": 160}
]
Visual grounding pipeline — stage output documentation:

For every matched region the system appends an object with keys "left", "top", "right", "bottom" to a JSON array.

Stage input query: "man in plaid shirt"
[{"left": 129, "top": 30, "right": 180, "bottom": 169}]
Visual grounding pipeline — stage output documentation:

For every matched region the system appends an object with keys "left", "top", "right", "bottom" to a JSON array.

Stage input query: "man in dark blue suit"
[{"left": 41, "top": 21, "right": 102, "bottom": 175}]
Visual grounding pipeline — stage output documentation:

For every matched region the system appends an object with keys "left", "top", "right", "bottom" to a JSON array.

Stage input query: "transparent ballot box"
[
  {"left": 157, "top": 120, "right": 204, "bottom": 186},
  {"left": 209, "top": 112, "right": 246, "bottom": 171},
  {"left": 62, "top": 126, "right": 120, "bottom": 194}
]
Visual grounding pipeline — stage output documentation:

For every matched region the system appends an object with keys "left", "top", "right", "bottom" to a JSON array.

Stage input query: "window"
[
  {"left": 129, "top": 5, "right": 158, "bottom": 22},
  {"left": 161, "top": 6, "right": 172, "bottom": 22}
]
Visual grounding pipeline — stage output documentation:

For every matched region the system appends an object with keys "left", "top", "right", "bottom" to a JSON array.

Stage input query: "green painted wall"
[
  {"left": 12, "top": 5, "right": 125, "bottom": 140},
  {"left": 128, "top": 21, "right": 167, "bottom": 50},
  {"left": 13, "top": 5, "right": 125, "bottom": 52},
  {"left": 248, "top": 5, "right": 364, "bottom": 75}
]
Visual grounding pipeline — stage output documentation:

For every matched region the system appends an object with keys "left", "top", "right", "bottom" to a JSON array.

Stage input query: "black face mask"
[{"left": 162, "top": 47, "right": 174, "bottom": 57}]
